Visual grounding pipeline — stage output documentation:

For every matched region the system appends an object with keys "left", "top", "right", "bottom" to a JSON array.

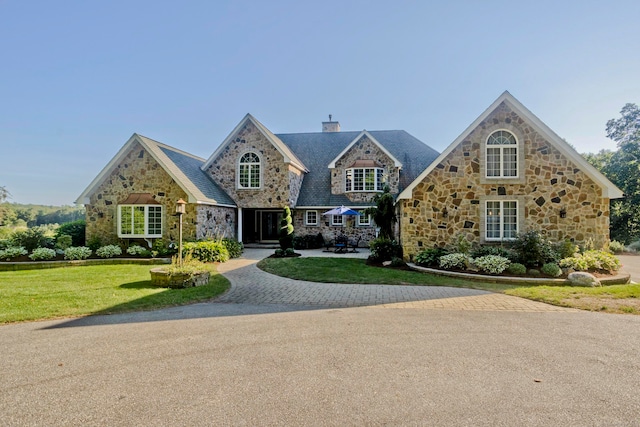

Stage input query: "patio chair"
[{"left": 348, "top": 236, "right": 362, "bottom": 253}]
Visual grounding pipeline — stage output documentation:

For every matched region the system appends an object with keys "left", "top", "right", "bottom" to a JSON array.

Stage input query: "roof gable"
[
  {"left": 201, "top": 114, "right": 308, "bottom": 173},
  {"left": 328, "top": 130, "right": 402, "bottom": 169},
  {"left": 398, "top": 91, "right": 623, "bottom": 200},
  {"left": 76, "top": 134, "right": 235, "bottom": 206}
]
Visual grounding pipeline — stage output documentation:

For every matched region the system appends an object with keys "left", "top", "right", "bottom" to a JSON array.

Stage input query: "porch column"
[{"left": 237, "top": 207, "right": 243, "bottom": 242}]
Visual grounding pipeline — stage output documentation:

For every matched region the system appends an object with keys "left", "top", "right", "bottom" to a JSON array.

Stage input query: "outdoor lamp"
[
  {"left": 176, "top": 198, "right": 186, "bottom": 266},
  {"left": 176, "top": 198, "right": 186, "bottom": 215}
]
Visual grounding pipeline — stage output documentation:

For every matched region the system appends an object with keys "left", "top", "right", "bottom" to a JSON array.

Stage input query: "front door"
[{"left": 260, "top": 211, "right": 282, "bottom": 242}]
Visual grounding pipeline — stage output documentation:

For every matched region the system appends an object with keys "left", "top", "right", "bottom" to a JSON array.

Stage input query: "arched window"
[
  {"left": 486, "top": 130, "right": 517, "bottom": 178},
  {"left": 238, "top": 152, "right": 261, "bottom": 189}
]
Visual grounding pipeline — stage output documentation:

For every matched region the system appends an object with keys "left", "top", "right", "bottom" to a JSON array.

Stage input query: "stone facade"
[
  {"left": 400, "top": 102, "right": 610, "bottom": 260},
  {"left": 85, "top": 141, "right": 197, "bottom": 244},
  {"left": 292, "top": 210, "right": 377, "bottom": 247},
  {"left": 195, "top": 205, "right": 236, "bottom": 240},
  {"left": 205, "top": 121, "right": 305, "bottom": 208},
  {"left": 331, "top": 134, "right": 400, "bottom": 203}
]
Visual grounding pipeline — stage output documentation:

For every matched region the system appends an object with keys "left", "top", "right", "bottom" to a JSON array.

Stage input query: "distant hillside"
[{"left": 0, "top": 203, "right": 83, "bottom": 227}]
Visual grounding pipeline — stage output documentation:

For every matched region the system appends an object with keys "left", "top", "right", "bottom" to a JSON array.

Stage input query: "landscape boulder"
[{"left": 567, "top": 272, "right": 601, "bottom": 287}]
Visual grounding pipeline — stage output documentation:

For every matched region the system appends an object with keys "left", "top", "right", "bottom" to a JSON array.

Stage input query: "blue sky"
[{"left": 1, "top": 0, "right": 639, "bottom": 205}]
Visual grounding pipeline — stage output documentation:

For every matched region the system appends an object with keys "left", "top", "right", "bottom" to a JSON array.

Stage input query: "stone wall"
[
  {"left": 85, "top": 141, "right": 197, "bottom": 244},
  {"left": 205, "top": 121, "right": 304, "bottom": 208},
  {"left": 292, "top": 210, "right": 377, "bottom": 247},
  {"left": 331, "top": 134, "right": 400, "bottom": 203},
  {"left": 400, "top": 102, "right": 610, "bottom": 260},
  {"left": 196, "top": 205, "right": 236, "bottom": 240}
]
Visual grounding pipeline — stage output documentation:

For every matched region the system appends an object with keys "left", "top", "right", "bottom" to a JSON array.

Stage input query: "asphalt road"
[{"left": 2, "top": 303, "right": 640, "bottom": 426}]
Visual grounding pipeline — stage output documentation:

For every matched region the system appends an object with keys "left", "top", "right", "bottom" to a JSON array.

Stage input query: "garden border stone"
[
  {"left": 0, "top": 258, "right": 171, "bottom": 272},
  {"left": 407, "top": 263, "right": 630, "bottom": 286}
]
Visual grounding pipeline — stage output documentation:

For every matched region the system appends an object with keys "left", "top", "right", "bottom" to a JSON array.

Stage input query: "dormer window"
[
  {"left": 238, "top": 152, "right": 261, "bottom": 189},
  {"left": 345, "top": 160, "right": 384, "bottom": 192}
]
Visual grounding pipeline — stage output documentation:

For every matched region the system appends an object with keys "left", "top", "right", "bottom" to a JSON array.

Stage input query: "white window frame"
[
  {"left": 484, "top": 200, "right": 518, "bottom": 241},
  {"left": 237, "top": 151, "right": 262, "bottom": 189},
  {"left": 118, "top": 205, "right": 163, "bottom": 238},
  {"left": 357, "top": 212, "right": 371, "bottom": 226},
  {"left": 331, "top": 215, "right": 344, "bottom": 226},
  {"left": 345, "top": 167, "right": 384, "bottom": 192},
  {"left": 305, "top": 210, "right": 318, "bottom": 226},
  {"left": 485, "top": 130, "right": 518, "bottom": 179}
]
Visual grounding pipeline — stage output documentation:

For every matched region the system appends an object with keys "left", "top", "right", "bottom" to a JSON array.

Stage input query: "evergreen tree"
[{"left": 279, "top": 206, "right": 294, "bottom": 250}]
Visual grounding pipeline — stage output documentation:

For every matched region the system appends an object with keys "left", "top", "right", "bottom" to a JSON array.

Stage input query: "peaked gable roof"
[
  {"left": 328, "top": 130, "right": 403, "bottom": 168},
  {"left": 76, "top": 134, "right": 235, "bottom": 206},
  {"left": 277, "top": 130, "right": 440, "bottom": 207},
  {"left": 201, "top": 113, "right": 308, "bottom": 173},
  {"left": 398, "top": 91, "right": 624, "bottom": 200}
]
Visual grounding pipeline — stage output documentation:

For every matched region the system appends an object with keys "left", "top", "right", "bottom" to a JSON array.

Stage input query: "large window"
[
  {"left": 486, "top": 130, "right": 517, "bottom": 178},
  {"left": 238, "top": 152, "right": 261, "bottom": 189},
  {"left": 346, "top": 168, "right": 384, "bottom": 192},
  {"left": 485, "top": 200, "right": 518, "bottom": 241},
  {"left": 118, "top": 205, "right": 163, "bottom": 238}
]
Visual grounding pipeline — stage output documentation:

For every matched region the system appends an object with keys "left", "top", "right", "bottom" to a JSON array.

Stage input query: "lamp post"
[{"left": 175, "top": 199, "right": 186, "bottom": 266}]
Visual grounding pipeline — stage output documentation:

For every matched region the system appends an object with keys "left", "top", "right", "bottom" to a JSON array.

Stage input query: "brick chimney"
[{"left": 322, "top": 114, "right": 340, "bottom": 132}]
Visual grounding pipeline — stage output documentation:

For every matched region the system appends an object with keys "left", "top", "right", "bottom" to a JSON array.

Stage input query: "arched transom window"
[
  {"left": 486, "top": 130, "right": 517, "bottom": 178},
  {"left": 238, "top": 152, "right": 261, "bottom": 189}
]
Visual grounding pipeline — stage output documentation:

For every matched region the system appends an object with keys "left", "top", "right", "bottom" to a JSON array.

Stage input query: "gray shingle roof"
[
  {"left": 276, "top": 130, "right": 439, "bottom": 207},
  {"left": 158, "top": 146, "right": 236, "bottom": 206}
]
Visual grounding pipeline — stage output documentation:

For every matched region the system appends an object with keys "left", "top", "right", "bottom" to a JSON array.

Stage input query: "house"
[
  {"left": 397, "top": 91, "right": 623, "bottom": 260},
  {"left": 76, "top": 91, "right": 622, "bottom": 255}
]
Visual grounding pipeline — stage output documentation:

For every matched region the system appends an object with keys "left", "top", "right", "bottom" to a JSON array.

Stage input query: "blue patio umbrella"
[{"left": 322, "top": 205, "right": 362, "bottom": 216}]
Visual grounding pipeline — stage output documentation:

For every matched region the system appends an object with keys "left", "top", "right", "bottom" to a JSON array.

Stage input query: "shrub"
[
  {"left": 10, "top": 226, "right": 54, "bottom": 252},
  {"left": 541, "top": 263, "right": 562, "bottom": 277},
  {"left": 152, "top": 239, "right": 175, "bottom": 257},
  {"left": 511, "top": 230, "right": 559, "bottom": 268},
  {"left": 369, "top": 237, "right": 402, "bottom": 262},
  {"left": 506, "top": 263, "right": 527, "bottom": 276},
  {"left": 560, "top": 250, "right": 621, "bottom": 273},
  {"left": 292, "top": 234, "right": 324, "bottom": 250},
  {"left": 439, "top": 253, "right": 469, "bottom": 270},
  {"left": 555, "top": 240, "right": 579, "bottom": 259},
  {"left": 96, "top": 245, "right": 122, "bottom": 258},
  {"left": 390, "top": 257, "right": 406, "bottom": 267},
  {"left": 449, "top": 233, "right": 472, "bottom": 254},
  {"left": 0, "top": 246, "right": 28, "bottom": 260},
  {"left": 274, "top": 249, "right": 284, "bottom": 257},
  {"left": 473, "top": 255, "right": 511, "bottom": 274},
  {"left": 470, "top": 245, "right": 514, "bottom": 260},
  {"left": 183, "top": 240, "right": 230, "bottom": 263},
  {"left": 64, "top": 246, "right": 92, "bottom": 260},
  {"left": 528, "top": 269, "right": 541, "bottom": 277},
  {"left": 162, "top": 253, "right": 210, "bottom": 276},
  {"left": 608, "top": 240, "right": 626, "bottom": 254},
  {"left": 627, "top": 240, "right": 640, "bottom": 252},
  {"left": 414, "top": 247, "right": 448, "bottom": 267},
  {"left": 0, "top": 239, "right": 11, "bottom": 250},
  {"left": 29, "top": 247, "right": 57, "bottom": 261},
  {"left": 86, "top": 235, "right": 102, "bottom": 251},
  {"left": 284, "top": 248, "right": 295, "bottom": 257},
  {"left": 279, "top": 206, "right": 294, "bottom": 250},
  {"left": 222, "top": 238, "right": 244, "bottom": 257},
  {"left": 55, "top": 234, "right": 73, "bottom": 250},
  {"left": 56, "top": 220, "right": 86, "bottom": 247},
  {"left": 126, "top": 245, "right": 150, "bottom": 256}
]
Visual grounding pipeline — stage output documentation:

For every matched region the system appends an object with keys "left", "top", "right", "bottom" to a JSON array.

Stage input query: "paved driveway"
[
  {"left": 618, "top": 254, "right": 640, "bottom": 283},
  {"left": 216, "top": 248, "right": 572, "bottom": 312}
]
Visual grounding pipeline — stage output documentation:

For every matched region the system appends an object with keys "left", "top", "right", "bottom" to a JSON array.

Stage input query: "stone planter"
[{"left": 150, "top": 267, "right": 210, "bottom": 289}]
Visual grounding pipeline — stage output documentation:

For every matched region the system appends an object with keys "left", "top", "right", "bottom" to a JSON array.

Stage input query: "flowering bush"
[
  {"left": 473, "top": 255, "right": 511, "bottom": 274},
  {"left": 560, "top": 250, "right": 620, "bottom": 273},
  {"left": 64, "top": 246, "right": 92, "bottom": 260},
  {"left": 608, "top": 240, "right": 626, "bottom": 254},
  {"left": 0, "top": 246, "right": 28, "bottom": 260},
  {"left": 96, "top": 245, "right": 122, "bottom": 258},
  {"left": 126, "top": 245, "right": 149, "bottom": 256},
  {"left": 414, "top": 247, "right": 448, "bottom": 267},
  {"left": 438, "top": 253, "right": 469, "bottom": 270},
  {"left": 29, "top": 247, "right": 57, "bottom": 261}
]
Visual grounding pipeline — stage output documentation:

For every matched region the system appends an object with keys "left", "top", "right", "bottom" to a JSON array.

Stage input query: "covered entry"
[{"left": 241, "top": 209, "right": 283, "bottom": 243}]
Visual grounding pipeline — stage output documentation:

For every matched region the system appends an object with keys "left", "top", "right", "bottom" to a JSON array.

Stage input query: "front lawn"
[
  {"left": 258, "top": 257, "right": 640, "bottom": 314},
  {"left": 0, "top": 264, "right": 230, "bottom": 324}
]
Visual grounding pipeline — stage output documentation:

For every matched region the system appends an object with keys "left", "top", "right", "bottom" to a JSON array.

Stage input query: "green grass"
[
  {"left": 258, "top": 257, "right": 640, "bottom": 314},
  {"left": 0, "top": 264, "right": 230, "bottom": 324}
]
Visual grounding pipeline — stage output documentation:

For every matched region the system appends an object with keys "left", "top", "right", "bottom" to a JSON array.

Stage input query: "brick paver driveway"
[{"left": 216, "top": 248, "right": 573, "bottom": 312}]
